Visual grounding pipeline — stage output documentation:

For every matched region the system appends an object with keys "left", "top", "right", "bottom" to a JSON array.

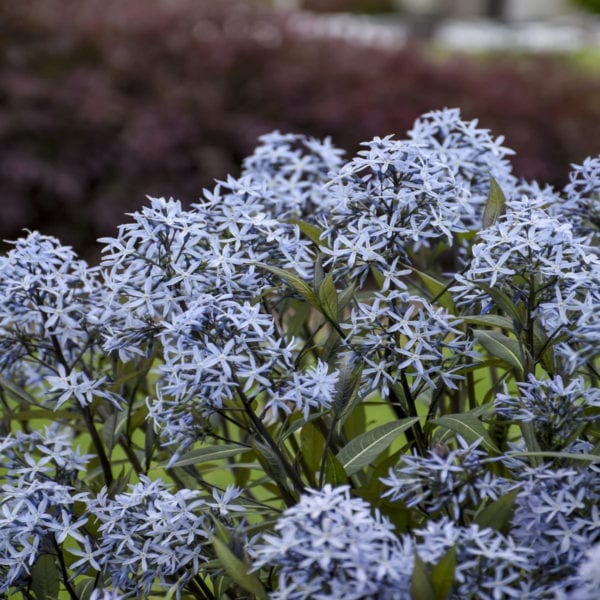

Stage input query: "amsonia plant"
[{"left": 0, "top": 108, "right": 599, "bottom": 599}]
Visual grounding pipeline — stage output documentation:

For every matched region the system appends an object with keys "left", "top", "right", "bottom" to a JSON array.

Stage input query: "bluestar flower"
[
  {"left": 45, "top": 364, "right": 121, "bottom": 410},
  {"left": 82, "top": 476, "right": 222, "bottom": 596},
  {"left": 152, "top": 291, "right": 339, "bottom": 448},
  {"left": 495, "top": 375, "right": 600, "bottom": 450},
  {"left": 414, "top": 517, "right": 535, "bottom": 600},
  {"left": 0, "top": 479, "right": 87, "bottom": 594},
  {"left": 0, "top": 426, "right": 91, "bottom": 486},
  {"left": 556, "top": 155, "right": 600, "bottom": 241},
  {"left": 251, "top": 484, "right": 414, "bottom": 600},
  {"left": 240, "top": 130, "right": 345, "bottom": 220},
  {"left": 0, "top": 230, "right": 105, "bottom": 383},
  {"left": 88, "top": 590, "right": 124, "bottom": 600},
  {"left": 509, "top": 462, "right": 600, "bottom": 585},
  {"left": 407, "top": 107, "right": 516, "bottom": 227},
  {"left": 344, "top": 290, "right": 476, "bottom": 398},
  {"left": 381, "top": 437, "right": 509, "bottom": 520},
  {"left": 320, "top": 133, "right": 474, "bottom": 287},
  {"left": 564, "top": 541, "right": 600, "bottom": 599},
  {"left": 453, "top": 195, "right": 600, "bottom": 371}
]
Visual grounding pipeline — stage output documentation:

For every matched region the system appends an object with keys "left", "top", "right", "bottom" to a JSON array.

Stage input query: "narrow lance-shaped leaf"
[
  {"left": 474, "top": 329, "right": 524, "bottom": 378},
  {"left": 318, "top": 271, "right": 339, "bottom": 324},
  {"left": 30, "top": 554, "right": 60, "bottom": 600},
  {"left": 475, "top": 490, "right": 519, "bottom": 532},
  {"left": 482, "top": 176, "right": 506, "bottom": 229},
  {"left": 256, "top": 263, "right": 320, "bottom": 308},
  {"left": 167, "top": 444, "right": 248, "bottom": 468},
  {"left": 411, "top": 551, "right": 436, "bottom": 600},
  {"left": 431, "top": 546, "right": 457, "bottom": 600},
  {"left": 336, "top": 418, "right": 418, "bottom": 476},
  {"left": 289, "top": 218, "right": 327, "bottom": 248},
  {"left": 211, "top": 536, "right": 268, "bottom": 600},
  {"left": 430, "top": 413, "right": 500, "bottom": 454},
  {"left": 409, "top": 266, "right": 455, "bottom": 313}
]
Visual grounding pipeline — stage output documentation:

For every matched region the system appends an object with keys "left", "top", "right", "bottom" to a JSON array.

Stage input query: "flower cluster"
[
  {"left": 558, "top": 155, "right": 600, "bottom": 241},
  {"left": 250, "top": 485, "right": 414, "bottom": 600},
  {"left": 381, "top": 438, "right": 508, "bottom": 521},
  {"left": 0, "top": 231, "right": 104, "bottom": 385},
  {"left": 414, "top": 518, "right": 535, "bottom": 600},
  {"left": 509, "top": 462, "right": 600, "bottom": 592},
  {"left": 495, "top": 374, "right": 600, "bottom": 450},
  {"left": 81, "top": 477, "right": 238, "bottom": 596},
  {"left": 240, "top": 130, "right": 346, "bottom": 220},
  {"left": 453, "top": 194, "right": 600, "bottom": 371},
  {"left": 344, "top": 291, "right": 476, "bottom": 397}
]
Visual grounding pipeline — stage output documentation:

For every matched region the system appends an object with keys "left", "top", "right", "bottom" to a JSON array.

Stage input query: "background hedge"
[{"left": 1, "top": 0, "right": 599, "bottom": 257}]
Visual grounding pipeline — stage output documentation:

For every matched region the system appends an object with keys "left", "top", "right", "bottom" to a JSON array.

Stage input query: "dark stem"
[{"left": 81, "top": 405, "right": 113, "bottom": 487}]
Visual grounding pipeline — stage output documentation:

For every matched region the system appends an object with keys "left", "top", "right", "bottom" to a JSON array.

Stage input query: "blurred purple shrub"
[{"left": 0, "top": 0, "right": 599, "bottom": 257}]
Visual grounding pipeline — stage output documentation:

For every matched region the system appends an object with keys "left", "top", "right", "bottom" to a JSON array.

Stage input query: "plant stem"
[{"left": 82, "top": 405, "right": 113, "bottom": 487}]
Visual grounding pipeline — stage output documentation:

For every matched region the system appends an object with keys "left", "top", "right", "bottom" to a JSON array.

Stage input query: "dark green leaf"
[
  {"left": 336, "top": 418, "right": 418, "bottom": 475},
  {"left": 30, "top": 554, "right": 59, "bottom": 600},
  {"left": 318, "top": 271, "right": 339, "bottom": 324},
  {"left": 289, "top": 218, "right": 327, "bottom": 247},
  {"left": 324, "top": 450, "right": 348, "bottom": 486},
  {"left": 300, "top": 422, "right": 324, "bottom": 473},
  {"left": 474, "top": 330, "right": 524, "bottom": 377},
  {"left": 411, "top": 552, "right": 436, "bottom": 600},
  {"left": 211, "top": 536, "right": 268, "bottom": 599},
  {"left": 409, "top": 267, "right": 455, "bottom": 312},
  {"left": 169, "top": 444, "right": 248, "bottom": 468},
  {"left": 431, "top": 546, "right": 457, "bottom": 600},
  {"left": 462, "top": 315, "right": 514, "bottom": 330},
  {"left": 475, "top": 490, "right": 519, "bottom": 533},
  {"left": 430, "top": 413, "right": 500, "bottom": 454},
  {"left": 482, "top": 176, "right": 506, "bottom": 229},
  {"left": 257, "top": 263, "right": 319, "bottom": 307}
]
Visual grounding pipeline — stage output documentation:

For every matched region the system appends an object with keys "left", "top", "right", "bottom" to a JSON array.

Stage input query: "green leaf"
[
  {"left": 30, "top": 554, "right": 60, "bottom": 600},
  {"left": 462, "top": 315, "right": 514, "bottom": 330},
  {"left": 318, "top": 271, "right": 339, "bottom": 324},
  {"left": 332, "top": 360, "right": 363, "bottom": 421},
  {"left": 431, "top": 546, "right": 457, "bottom": 600},
  {"left": 74, "top": 577, "right": 96, "bottom": 600},
  {"left": 475, "top": 490, "right": 519, "bottom": 533},
  {"left": 506, "top": 450, "right": 600, "bottom": 462},
  {"left": 430, "top": 413, "right": 500, "bottom": 454},
  {"left": 257, "top": 263, "right": 319, "bottom": 307},
  {"left": 337, "top": 282, "right": 357, "bottom": 313},
  {"left": 411, "top": 552, "right": 436, "bottom": 600},
  {"left": 482, "top": 176, "right": 506, "bottom": 229},
  {"left": 474, "top": 329, "right": 524, "bottom": 377},
  {"left": 324, "top": 450, "right": 348, "bottom": 486},
  {"left": 282, "top": 299, "right": 312, "bottom": 337},
  {"left": 409, "top": 267, "right": 455, "bottom": 312},
  {"left": 211, "top": 536, "right": 268, "bottom": 600},
  {"left": 0, "top": 377, "right": 37, "bottom": 405},
  {"left": 300, "top": 422, "right": 324, "bottom": 473},
  {"left": 313, "top": 252, "right": 326, "bottom": 291},
  {"left": 168, "top": 444, "right": 248, "bottom": 468},
  {"left": 473, "top": 283, "right": 523, "bottom": 323},
  {"left": 336, "top": 418, "right": 418, "bottom": 475},
  {"left": 289, "top": 218, "right": 327, "bottom": 247}
]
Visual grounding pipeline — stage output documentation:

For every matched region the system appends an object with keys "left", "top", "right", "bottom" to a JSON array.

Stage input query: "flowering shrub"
[{"left": 0, "top": 108, "right": 599, "bottom": 599}]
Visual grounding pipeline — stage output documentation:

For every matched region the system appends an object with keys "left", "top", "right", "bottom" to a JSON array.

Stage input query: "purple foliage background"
[{"left": 1, "top": 0, "right": 599, "bottom": 258}]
